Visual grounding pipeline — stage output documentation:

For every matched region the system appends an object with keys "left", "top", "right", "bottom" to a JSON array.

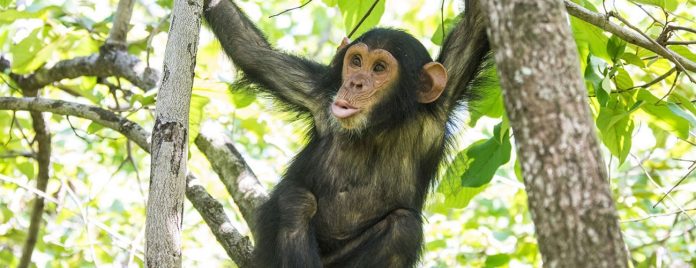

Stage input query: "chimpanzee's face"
[{"left": 330, "top": 42, "right": 400, "bottom": 131}]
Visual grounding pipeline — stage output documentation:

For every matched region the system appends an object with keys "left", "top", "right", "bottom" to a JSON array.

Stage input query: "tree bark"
[
  {"left": 480, "top": 0, "right": 629, "bottom": 267},
  {"left": 194, "top": 134, "right": 268, "bottom": 232},
  {"left": 185, "top": 174, "right": 253, "bottom": 267},
  {"left": 145, "top": 0, "right": 203, "bottom": 266},
  {"left": 17, "top": 89, "right": 52, "bottom": 268},
  {"left": 106, "top": 0, "right": 136, "bottom": 49}
]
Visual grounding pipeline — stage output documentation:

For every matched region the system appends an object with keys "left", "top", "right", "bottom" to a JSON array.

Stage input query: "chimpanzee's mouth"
[{"left": 331, "top": 100, "right": 360, "bottom": 119}]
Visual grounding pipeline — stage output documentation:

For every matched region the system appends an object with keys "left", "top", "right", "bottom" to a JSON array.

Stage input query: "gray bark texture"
[
  {"left": 145, "top": 0, "right": 203, "bottom": 266},
  {"left": 17, "top": 89, "right": 52, "bottom": 268},
  {"left": 479, "top": 0, "right": 629, "bottom": 267},
  {"left": 194, "top": 134, "right": 268, "bottom": 232},
  {"left": 185, "top": 174, "right": 254, "bottom": 267},
  {"left": 0, "top": 97, "right": 151, "bottom": 152},
  {"left": 107, "top": 0, "right": 136, "bottom": 48}
]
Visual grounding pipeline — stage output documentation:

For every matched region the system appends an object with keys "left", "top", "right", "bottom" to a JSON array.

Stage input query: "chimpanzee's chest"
[{"left": 293, "top": 137, "right": 420, "bottom": 240}]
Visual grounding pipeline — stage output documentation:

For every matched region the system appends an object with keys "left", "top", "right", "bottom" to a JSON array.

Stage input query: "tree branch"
[
  {"left": 0, "top": 97, "right": 262, "bottom": 264},
  {"left": 195, "top": 134, "right": 268, "bottom": 233},
  {"left": 1, "top": 50, "right": 158, "bottom": 91},
  {"left": 0, "top": 151, "right": 35, "bottom": 158},
  {"left": 0, "top": 97, "right": 151, "bottom": 153},
  {"left": 106, "top": 0, "right": 137, "bottom": 48},
  {"left": 564, "top": 0, "right": 696, "bottom": 74},
  {"left": 666, "top": 41, "right": 696, "bottom": 46},
  {"left": 17, "top": 89, "right": 52, "bottom": 268},
  {"left": 185, "top": 174, "right": 253, "bottom": 267}
]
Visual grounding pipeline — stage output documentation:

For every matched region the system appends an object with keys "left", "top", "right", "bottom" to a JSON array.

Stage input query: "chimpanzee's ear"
[
  {"left": 417, "top": 62, "right": 448, "bottom": 103},
  {"left": 337, "top": 37, "right": 350, "bottom": 51}
]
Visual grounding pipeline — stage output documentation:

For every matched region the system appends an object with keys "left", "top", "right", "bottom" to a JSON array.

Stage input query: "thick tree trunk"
[
  {"left": 480, "top": 0, "right": 629, "bottom": 267},
  {"left": 145, "top": 0, "right": 203, "bottom": 266}
]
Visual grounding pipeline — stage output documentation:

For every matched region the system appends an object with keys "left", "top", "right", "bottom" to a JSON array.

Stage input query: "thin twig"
[
  {"left": 269, "top": 0, "right": 312, "bottom": 18},
  {"left": 4, "top": 111, "right": 16, "bottom": 146},
  {"left": 0, "top": 174, "right": 58, "bottom": 203},
  {"left": 347, "top": 0, "right": 381, "bottom": 39},
  {"left": 66, "top": 115, "right": 90, "bottom": 141},
  {"left": 629, "top": 2, "right": 663, "bottom": 26},
  {"left": 618, "top": 67, "right": 676, "bottom": 92},
  {"left": 608, "top": 11, "right": 695, "bottom": 83},
  {"left": 630, "top": 225, "right": 696, "bottom": 250},
  {"left": 653, "top": 161, "right": 696, "bottom": 208},
  {"left": 0, "top": 151, "right": 35, "bottom": 158},
  {"left": 656, "top": 71, "right": 680, "bottom": 104},
  {"left": 622, "top": 207, "right": 696, "bottom": 222},
  {"left": 440, "top": 0, "right": 445, "bottom": 43},
  {"left": 631, "top": 154, "right": 696, "bottom": 225},
  {"left": 665, "top": 40, "right": 696, "bottom": 45},
  {"left": 667, "top": 25, "right": 696, "bottom": 34}
]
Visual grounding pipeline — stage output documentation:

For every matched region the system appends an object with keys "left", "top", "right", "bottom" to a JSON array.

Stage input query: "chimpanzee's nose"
[{"left": 349, "top": 80, "right": 363, "bottom": 90}]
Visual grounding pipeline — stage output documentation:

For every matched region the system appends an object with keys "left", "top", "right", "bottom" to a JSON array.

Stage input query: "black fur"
[{"left": 203, "top": 0, "right": 489, "bottom": 266}]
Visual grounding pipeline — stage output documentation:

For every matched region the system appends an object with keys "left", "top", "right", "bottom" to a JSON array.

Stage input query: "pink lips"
[{"left": 331, "top": 100, "right": 360, "bottom": 118}]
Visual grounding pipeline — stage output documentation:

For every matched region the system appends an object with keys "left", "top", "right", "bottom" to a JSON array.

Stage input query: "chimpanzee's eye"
[
  {"left": 373, "top": 62, "right": 386, "bottom": 73},
  {"left": 351, "top": 55, "right": 362, "bottom": 67}
]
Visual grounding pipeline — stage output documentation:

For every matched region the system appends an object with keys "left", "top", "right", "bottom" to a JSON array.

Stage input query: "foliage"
[{"left": 0, "top": 0, "right": 695, "bottom": 267}]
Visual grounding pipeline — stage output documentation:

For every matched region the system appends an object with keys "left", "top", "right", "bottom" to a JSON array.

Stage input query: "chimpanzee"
[{"left": 203, "top": 0, "right": 489, "bottom": 266}]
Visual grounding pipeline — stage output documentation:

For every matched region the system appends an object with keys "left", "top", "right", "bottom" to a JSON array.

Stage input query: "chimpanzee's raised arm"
[
  {"left": 437, "top": 0, "right": 490, "bottom": 113},
  {"left": 203, "top": 0, "right": 329, "bottom": 114}
]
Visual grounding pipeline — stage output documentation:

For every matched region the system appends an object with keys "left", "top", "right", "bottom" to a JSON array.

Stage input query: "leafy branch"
[{"left": 564, "top": 0, "right": 696, "bottom": 75}]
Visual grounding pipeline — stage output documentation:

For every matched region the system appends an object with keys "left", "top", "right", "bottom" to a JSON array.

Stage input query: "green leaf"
[
  {"left": 322, "top": 0, "right": 338, "bottom": 6},
  {"left": 620, "top": 53, "right": 645, "bottom": 68},
  {"left": 601, "top": 76, "right": 613, "bottom": 94},
  {"left": 667, "top": 103, "right": 696, "bottom": 127},
  {"left": 429, "top": 142, "right": 486, "bottom": 214},
  {"left": 231, "top": 88, "right": 256, "bottom": 109},
  {"left": 614, "top": 68, "right": 634, "bottom": 90},
  {"left": 514, "top": 158, "right": 523, "bottom": 182},
  {"left": 670, "top": 93, "right": 696, "bottom": 118},
  {"left": 484, "top": 254, "right": 511, "bottom": 267},
  {"left": 17, "top": 160, "right": 35, "bottom": 179},
  {"left": 584, "top": 55, "right": 607, "bottom": 104},
  {"left": 337, "top": 0, "right": 385, "bottom": 37},
  {"left": 636, "top": 89, "right": 690, "bottom": 139},
  {"left": 468, "top": 68, "right": 503, "bottom": 126},
  {"left": 131, "top": 90, "right": 157, "bottom": 107},
  {"left": 632, "top": 0, "right": 678, "bottom": 11},
  {"left": 240, "top": 118, "right": 268, "bottom": 141},
  {"left": 189, "top": 93, "right": 211, "bottom": 146},
  {"left": 426, "top": 239, "right": 447, "bottom": 251},
  {"left": 10, "top": 30, "right": 67, "bottom": 74},
  {"left": 0, "top": 0, "right": 10, "bottom": 9},
  {"left": 461, "top": 123, "right": 512, "bottom": 187},
  {"left": 0, "top": 6, "right": 63, "bottom": 23},
  {"left": 0, "top": 206, "right": 13, "bottom": 223},
  {"left": 87, "top": 122, "right": 105, "bottom": 134},
  {"left": 431, "top": 17, "right": 460, "bottom": 46},
  {"left": 428, "top": 184, "right": 486, "bottom": 214},
  {"left": 671, "top": 46, "right": 696, "bottom": 62},
  {"left": 570, "top": 1, "right": 610, "bottom": 61},
  {"left": 607, "top": 35, "right": 627, "bottom": 62},
  {"left": 596, "top": 99, "right": 635, "bottom": 163}
]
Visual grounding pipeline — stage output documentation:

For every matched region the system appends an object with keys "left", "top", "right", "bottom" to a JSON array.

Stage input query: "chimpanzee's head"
[{"left": 327, "top": 28, "right": 447, "bottom": 134}]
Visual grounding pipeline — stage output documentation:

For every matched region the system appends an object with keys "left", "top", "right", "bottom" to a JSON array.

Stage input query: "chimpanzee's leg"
[
  {"left": 253, "top": 180, "right": 321, "bottom": 268},
  {"left": 322, "top": 208, "right": 423, "bottom": 268}
]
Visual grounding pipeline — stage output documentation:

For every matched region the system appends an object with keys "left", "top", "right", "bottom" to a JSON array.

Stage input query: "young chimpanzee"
[{"left": 203, "top": 0, "right": 489, "bottom": 266}]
